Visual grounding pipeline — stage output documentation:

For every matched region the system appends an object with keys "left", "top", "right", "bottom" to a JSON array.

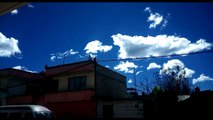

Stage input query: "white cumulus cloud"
[
  {"left": 192, "top": 74, "right": 213, "bottom": 84},
  {"left": 11, "top": 9, "right": 18, "bottom": 15},
  {"left": 144, "top": 7, "right": 152, "bottom": 13},
  {"left": 161, "top": 13, "right": 170, "bottom": 30},
  {"left": 111, "top": 33, "right": 212, "bottom": 59},
  {"left": 0, "top": 32, "right": 21, "bottom": 57},
  {"left": 147, "top": 63, "right": 161, "bottom": 70},
  {"left": 105, "top": 65, "right": 110, "bottom": 68},
  {"left": 160, "top": 59, "right": 195, "bottom": 78},
  {"left": 144, "top": 7, "right": 164, "bottom": 29},
  {"left": 13, "top": 66, "right": 37, "bottom": 73},
  {"left": 84, "top": 40, "right": 112, "bottom": 54},
  {"left": 128, "top": 79, "right": 133, "bottom": 83},
  {"left": 148, "top": 13, "right": 163, "bottom": 28},
  {"left": 162, "top": 19, "right": 168, "bottom": 28},
  {"left": 136, "top": 70, "right": 143, "bottom": 75},
  {"left": 184, "top": 68, "right": 195, "bottom": 78},
  {"left": 50, "top": 49, "right": 79, "bottom": 61},
  {"left": 114, "top": 61, "right": 138, "bottom": 74},
  {"left": 27, "top": 4, "right": 34, "bottom": 8}
]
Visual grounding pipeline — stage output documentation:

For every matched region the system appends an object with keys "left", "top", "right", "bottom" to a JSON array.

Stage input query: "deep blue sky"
[{"left": 0, "top": 2, "right": 213, "bottom": 92}]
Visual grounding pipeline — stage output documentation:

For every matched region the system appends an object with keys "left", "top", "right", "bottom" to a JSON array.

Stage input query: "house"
[
  {"left": 42, "top": 60, "right": 127, "bottom": 119},
  {"left": 1, "top": 60, "right": 130, "bottom": 119},
  {"left": 97, "top": 98, "right": 144, "bottom": 119},
  {"left": 176, "top": 90, "right": 213, "bottom": 119},
  {"left": 0, "top": 68, "right": 43, "bottom": 105}
]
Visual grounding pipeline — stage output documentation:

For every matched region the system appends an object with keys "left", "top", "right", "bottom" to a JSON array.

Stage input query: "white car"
[{"left": 0, "top": 105, "right": 55, "bottom": 119}]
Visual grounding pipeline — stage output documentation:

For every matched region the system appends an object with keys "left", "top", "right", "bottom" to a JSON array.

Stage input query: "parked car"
[{"left": 0, "top": 105, "right": 55, "bottom": 119}]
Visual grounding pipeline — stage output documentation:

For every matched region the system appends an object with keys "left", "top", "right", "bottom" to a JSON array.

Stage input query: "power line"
[
  {"left": 97, "top": 50, "right": 213, "bottom": 63},
  {"left": 1, "top": 49, "right": 213, "bottom": 92}
]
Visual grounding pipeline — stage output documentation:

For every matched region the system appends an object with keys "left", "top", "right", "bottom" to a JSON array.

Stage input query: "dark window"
[
  {"left": 68, "top": 76, "right": 87, "bottom": 91},
  {"left": 69, "top": 79, "right": 75, "bottom": 91}
]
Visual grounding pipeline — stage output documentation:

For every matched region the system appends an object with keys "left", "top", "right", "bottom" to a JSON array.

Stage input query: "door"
[{"left": 102, "top": 104, "right": 113, "bottom": 118}]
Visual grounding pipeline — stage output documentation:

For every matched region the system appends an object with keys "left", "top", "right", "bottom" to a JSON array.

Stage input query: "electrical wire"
[{"left": 97, "top": 50, "right": 213, "bottom": 63}]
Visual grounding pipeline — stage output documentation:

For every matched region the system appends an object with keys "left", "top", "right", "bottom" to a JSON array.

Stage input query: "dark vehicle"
[{"left": 0, "top": 105, "right": 55, "bottom": 119}]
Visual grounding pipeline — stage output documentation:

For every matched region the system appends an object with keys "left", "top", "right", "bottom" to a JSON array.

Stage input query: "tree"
[
  {"left": 155, "top": 59, "right": 193, "bottom": 94},
  {"left": 138, "top": 78, "right": 154, "bottom": 95},
  {"left": 150, "top": 59, "right": 195, "bottom": 119}
]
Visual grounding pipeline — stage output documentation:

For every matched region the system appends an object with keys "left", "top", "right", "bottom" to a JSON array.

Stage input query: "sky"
[{"left": 0, "top": 2, "right": 213, "bottom": 92}]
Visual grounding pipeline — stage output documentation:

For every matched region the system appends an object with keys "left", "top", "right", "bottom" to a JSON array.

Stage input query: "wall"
[
  {"left": 44, "top": 90, "right": 95, "bottom": 119},
  {"left": 97, "top": 100, "right": 144, "bottom": 119},
  {"left": 96, "top": 65, "right": 127, "bottom": 98},
  {"left": 0, "top": 76, "right": 10, "bottom": 105},
  {"left": 52, "top": 70, "right": 94, "bottom": 92},
  {"left": 7, "top": 77, "right": 26, "bottom": 97},
  {"left": 6, "top": 90, "right": 96, "bottom": 119},
  {"left": 46, "top": 101, "right": 96, "bottom": 119},
  {"left": 0, "top": 76, "right": 25, "bottom": 96},
  {"left": 6, "top": 96, "right": 33, "bottom": 105},
  {"left": 44, "top": 90, "right": 94, "bottom": 102}
]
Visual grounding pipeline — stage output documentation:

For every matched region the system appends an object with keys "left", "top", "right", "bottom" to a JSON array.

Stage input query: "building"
[
  {"left": 0, "top": 68, "right": 43, "bottom": 105},
  {"left": 97, "top": 99, "right": 144, "bottom": 119},
  {"left": 43, "top": 60, "right": 127, "bottom": 119},
  {"left": 0, "top": 60, "right": 129, "bottom": 119}
]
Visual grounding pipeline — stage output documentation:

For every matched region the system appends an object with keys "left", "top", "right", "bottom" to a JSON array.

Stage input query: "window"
[{"left": 68, "top": 76, "right": 87, "bottom": 91}]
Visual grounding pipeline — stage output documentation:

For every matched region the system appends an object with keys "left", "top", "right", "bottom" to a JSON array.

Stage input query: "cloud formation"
[
  {"left": 27, "top": 4, "right": 34, "bottom": 8},
  {"left": 114, "top": 61, "right": 138, "bottom": 74},
  {"left": 160, "top": 59, "right": 195, "bottom": 78},
  {"left": 84, "top": 40, "right": 112, "bottom": 55},
  {"left": 128, "top": 79, "right": 133, "bottom": 83},
  {"left": 147, "top": 62, "right": 161, "bottom": 70},
  {"left": 136, "top": 70, "right": 143, "bottom": 75},
  {"left": 112, "top": 33, "right": 212, "bottom": 59},
  {"left": 192, "top": 74, "right": 213, "bottom": 84},
  {"left": 13, "top": 66, "right": 37, "bottom": 73},
  {"left": 161, "top": 13, "right": 170, "bottom": 30},
  {"left": 0, "top": 32, "right": 21, "bottom": 57},
  {"left": 144, "top": 7, "right": 164, "bottom": 29},
  {"left": 11, "top": 9, "right": 18, "bottom": 15},
  {"left": 50, "top": 49, "right": 79, "bottom": 61}
]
